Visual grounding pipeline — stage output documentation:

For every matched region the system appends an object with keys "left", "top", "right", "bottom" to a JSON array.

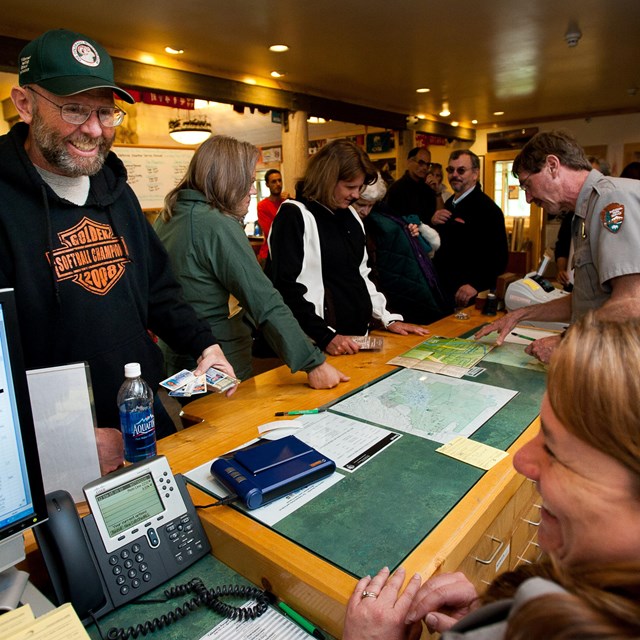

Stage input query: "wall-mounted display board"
[{"left": 114, "top": 146, "right": 195, "bottom": 210}]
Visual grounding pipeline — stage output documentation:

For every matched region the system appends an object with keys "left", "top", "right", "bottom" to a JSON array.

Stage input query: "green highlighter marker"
[
  {"left": 274, "top": 408, "right": 321, "bottom": 416},
  {"left": 277, "top": 601, "right": 326, "bottom": 639},
  {"left": 511, "top": 332, "right": 536, "bottom": 341}
]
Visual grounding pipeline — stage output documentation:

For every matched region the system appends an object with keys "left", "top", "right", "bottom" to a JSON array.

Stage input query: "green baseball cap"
[{"left": 18, "top": 29, "right": 135, "bottom": 104}]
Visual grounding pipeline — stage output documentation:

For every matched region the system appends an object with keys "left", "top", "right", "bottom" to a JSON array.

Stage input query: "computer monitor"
[{"left": 0, "top": 288, "right": 48, "bottom": 605}]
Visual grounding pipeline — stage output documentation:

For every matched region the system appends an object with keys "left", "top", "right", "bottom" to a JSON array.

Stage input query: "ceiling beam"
[
  {"left": 113, "top": 58, "right": 411, "bottom": 131},
  {"left": 0, "top": 34, "right": 474, "bottom": 141}
]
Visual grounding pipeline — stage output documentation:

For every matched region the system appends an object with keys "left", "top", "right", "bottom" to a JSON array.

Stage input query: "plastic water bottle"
[{"left": 117, "top": 362, "right": 157, "bottom": 463}]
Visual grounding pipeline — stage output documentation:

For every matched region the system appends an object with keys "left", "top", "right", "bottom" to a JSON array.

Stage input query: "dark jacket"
[
  {"left": 385, "top": 171, "right": 437, "bottom": 224},
  {"left": 0, "top": 123, "right": 216, "bottom": 434},
  {"left": 432, "top": 185, "right": 508, "bottom": 310},
  {"left": 363, "top": 206, "right": 445, "bottom": 324}
]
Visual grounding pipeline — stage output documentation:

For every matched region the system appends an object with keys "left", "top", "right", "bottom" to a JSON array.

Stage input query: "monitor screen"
[{"left": 0, "top": 288, "right": 47, "bottom": 570}]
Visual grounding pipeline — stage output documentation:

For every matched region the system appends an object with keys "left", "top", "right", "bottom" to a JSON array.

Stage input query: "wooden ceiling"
[{"left": 1, "top": 0, "right": 639, "bottom": 129}]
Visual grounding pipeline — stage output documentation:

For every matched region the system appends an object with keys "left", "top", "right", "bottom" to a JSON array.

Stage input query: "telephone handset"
[{"left": 35, "top": 455, "right": 211, "bottom": 623}]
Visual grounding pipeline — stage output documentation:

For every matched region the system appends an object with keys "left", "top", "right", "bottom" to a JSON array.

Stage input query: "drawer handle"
[
  {"left": 473, "top": 536, "right": 504, "bottom": 565},
  {"left": 517, "top": 540, "right": 542, "bottom": 566},
  {"left": 522, "top": 504, "right": 542, "bottom": 526}
]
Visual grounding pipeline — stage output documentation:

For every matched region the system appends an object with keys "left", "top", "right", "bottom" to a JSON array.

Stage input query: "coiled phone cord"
[{"left": 104, "top": 578, "right": 270, "bottom": 639}]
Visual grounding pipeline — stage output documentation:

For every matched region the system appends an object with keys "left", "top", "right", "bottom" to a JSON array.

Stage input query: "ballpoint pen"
[
  {"left": 277, "top": 600, "right": 326, "bottom": 639},
  {"left": 511, "top": 332, "right": 536, "bottom": 341}
]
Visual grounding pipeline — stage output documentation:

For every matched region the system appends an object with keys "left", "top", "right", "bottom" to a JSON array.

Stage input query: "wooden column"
[
  {"left": 281, "top": 110, "right": 309, "bottom": 194},
  {"left": 396, "top": 129, "right": 414, "bottom": 176}
]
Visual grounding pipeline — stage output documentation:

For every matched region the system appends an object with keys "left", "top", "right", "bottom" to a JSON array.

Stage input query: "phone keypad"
[{"left": 108, "top": 543, "right": 152, "bottom": 596}]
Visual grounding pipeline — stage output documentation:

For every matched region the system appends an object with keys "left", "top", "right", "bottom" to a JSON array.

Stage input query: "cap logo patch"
[
  {"left": 72, "top": 40, "right": 100, "bottom": 67},
  {"left": 600, "top": 202, "right": 625, "bottom": 234},
  {"left": 19, "top": 55, "right": 31, "bottom": 75}
]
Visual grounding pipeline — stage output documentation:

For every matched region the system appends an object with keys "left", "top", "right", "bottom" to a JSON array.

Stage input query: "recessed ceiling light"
[
  {"left": 164, "top": 46, "right": 184, "bottom": 55},
  {"left": 269, "top": 44, "right": 289, "bottom": 52},
  {"left": 416, "top": 88, "right": 430, "bottom": 93},
  {"left": 439, "top": 102, "right": 451, "bottom": 117},
  {"left": 307, "top": 116, "right": 327, "bottom": 124},
  {"left": 493, "top": 111, "right": 505, "bottom": 116},
  {"left": 471, "top": 119, "right": 478, "bottom": 124},
  {"left": 243, "top": 78, "right": 257, "bottom": 85},
  {"left": 270, "top": 71, "right": 285, "bottom": 78},
  {"left": 451, "top": 121, "right": 459, "bottom": 127},
  {"left": 417, "top": 114, "right": 426, "bottom": 120}
]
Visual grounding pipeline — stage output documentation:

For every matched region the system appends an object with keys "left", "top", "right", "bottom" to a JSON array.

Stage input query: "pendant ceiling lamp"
[{"left": 168, "top": 116, "right": 212, "bottom": 145}]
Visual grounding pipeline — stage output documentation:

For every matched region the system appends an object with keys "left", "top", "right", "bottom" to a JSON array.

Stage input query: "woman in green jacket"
[{"left": 154, "top": 135, "right": 347, "bottom": 389}]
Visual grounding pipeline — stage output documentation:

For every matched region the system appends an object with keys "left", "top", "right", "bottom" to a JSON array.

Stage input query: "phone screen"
[{"left": 95, "top": 472, "right": 164, "bottom": 538}]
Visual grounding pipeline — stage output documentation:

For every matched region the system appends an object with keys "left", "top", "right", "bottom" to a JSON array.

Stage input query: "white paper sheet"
[
  {"left": 200, "top": 604, "right": 313, "bottom": 639},
  {"left": 291, "top": 412, "right": 401, "bottom": 472}
]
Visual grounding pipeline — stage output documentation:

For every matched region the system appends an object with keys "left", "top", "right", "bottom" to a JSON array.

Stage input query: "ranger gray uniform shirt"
[{"left": 571, "top": 170, "right": 640, "bottom": 320}]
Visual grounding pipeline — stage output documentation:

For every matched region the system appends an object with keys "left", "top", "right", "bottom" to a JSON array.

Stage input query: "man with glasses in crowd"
[
  {"left": 430, "top": 149, "right": 508, "bottom": 311},
  {"left": 0, "top": 29, "right": 235, "bottom": 473},
  {"left": 386, "top": 146, "right": 441, "bottom": 224},
  {"left": 476, "top": 129, "right": 640, "bottom": 363}
]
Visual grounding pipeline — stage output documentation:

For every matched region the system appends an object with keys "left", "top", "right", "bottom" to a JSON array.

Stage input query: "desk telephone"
[{"left": 35, "top": 455, "right": 212, "bottom": 623}]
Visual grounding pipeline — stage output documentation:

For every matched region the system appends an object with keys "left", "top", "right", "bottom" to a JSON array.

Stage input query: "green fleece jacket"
[{"left": 154, "top": 189, "right": 324, "bottom": 379}]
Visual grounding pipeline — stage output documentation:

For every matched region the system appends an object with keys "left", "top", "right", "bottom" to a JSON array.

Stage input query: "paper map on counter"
[
  {"left": 475, "top": 326, "right": 556, "bottom": 372},
  {"left": 387, "top": 335, "right": 494, "bottom": 378},
  {"left": 329, "top": 367, "right": 517, "bottom": 444}
]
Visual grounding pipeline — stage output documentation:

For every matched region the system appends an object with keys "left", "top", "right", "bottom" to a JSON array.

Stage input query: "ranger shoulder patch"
[{"left": 600, "top": 202, "right": 624, "bottom": 233}]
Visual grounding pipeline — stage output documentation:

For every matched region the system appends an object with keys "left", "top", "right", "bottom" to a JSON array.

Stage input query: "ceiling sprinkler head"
[{"left": 565, "top": 23, "right": 582, "bottom": 47}]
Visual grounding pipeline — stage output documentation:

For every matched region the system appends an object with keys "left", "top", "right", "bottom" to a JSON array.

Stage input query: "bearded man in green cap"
[{"left": 1, "top": 29, "right": 235, "bottom": 474}]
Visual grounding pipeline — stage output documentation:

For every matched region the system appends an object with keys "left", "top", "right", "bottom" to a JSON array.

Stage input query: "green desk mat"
[
  {"left": 88, "top": 554, "right": 333, "bottom": 640},
  {"left": 267, "top": 358, "right": 546, "bottom": 579}
]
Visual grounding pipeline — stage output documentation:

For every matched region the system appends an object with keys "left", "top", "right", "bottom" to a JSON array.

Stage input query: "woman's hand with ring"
[{"left": 343, "top": 567, "right": 423, "bottom": 640}]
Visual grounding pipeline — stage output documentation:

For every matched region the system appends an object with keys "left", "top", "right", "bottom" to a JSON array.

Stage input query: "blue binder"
[{"left": 210, "top": 436, "right": 335, "bottom": 509}]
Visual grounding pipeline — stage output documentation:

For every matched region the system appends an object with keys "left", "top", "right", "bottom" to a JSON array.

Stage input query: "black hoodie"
[{"left": 0, "top": 123, "right": 217, "bottom": 433}]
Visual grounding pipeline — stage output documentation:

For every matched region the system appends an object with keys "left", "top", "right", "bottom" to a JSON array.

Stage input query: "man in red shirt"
[{"left": 257, "top": 169, "right": 287, "bottom": 265}]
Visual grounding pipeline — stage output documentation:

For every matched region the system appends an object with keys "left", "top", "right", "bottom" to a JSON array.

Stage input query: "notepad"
[{"left": 436, "top": 436, "right": 509, "bottom": 470}]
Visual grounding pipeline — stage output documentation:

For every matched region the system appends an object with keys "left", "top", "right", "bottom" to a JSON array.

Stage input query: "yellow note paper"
[
  {"left": 436, "top": 436, "right": 509, "bottom": 470},
  {"left": 0, "top": 604, "right": 35, "bottom": 635},
  {"left": 4, "top": 603, "right": 89, "bottom": 640}
]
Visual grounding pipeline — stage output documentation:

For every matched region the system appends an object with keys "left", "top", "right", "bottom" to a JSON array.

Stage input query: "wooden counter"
[{"left": 158, "top": 308, "right": 543, "bottom": 638}]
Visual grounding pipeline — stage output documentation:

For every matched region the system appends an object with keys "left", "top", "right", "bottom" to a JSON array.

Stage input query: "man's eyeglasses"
[
  {"left": 518, "top": 172, "right": 535, "bottom": 192},
  {"left": 26, "top": 86, "right": 126, "bottom": 127},
  {"left": 412, "top": 158, "right": 433, "bottom": 168},
  {"left": 446, "top": 166, "right": 473, "bottom": 176}
]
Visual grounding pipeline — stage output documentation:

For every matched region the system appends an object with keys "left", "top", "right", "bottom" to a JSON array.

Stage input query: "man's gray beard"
[{"left": 30, "top": 110, "right": 113, "bottom": 177}]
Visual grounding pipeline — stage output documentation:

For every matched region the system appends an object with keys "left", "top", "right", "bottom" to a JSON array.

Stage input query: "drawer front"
[
  {"left": 456, "top": 478, "right": 539, "bottom": 588},
  {"left": 511, "top": 502, "right": 542, "bottom": 569}
]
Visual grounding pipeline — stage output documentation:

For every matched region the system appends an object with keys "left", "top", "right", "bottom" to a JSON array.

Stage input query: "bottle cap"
[{"left": 124, "top": 362, "right": 141, "bottom": 378}]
